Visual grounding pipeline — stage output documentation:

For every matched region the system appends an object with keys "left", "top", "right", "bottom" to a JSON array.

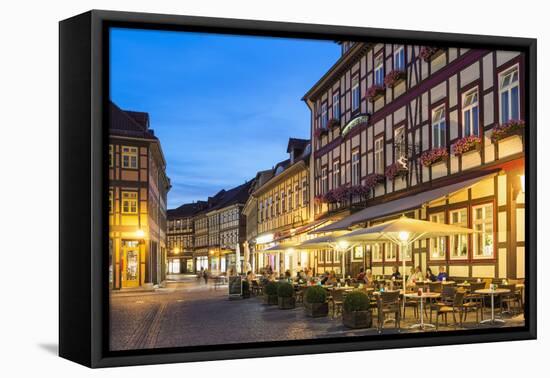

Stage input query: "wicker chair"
[
  {"left": 499, "top": 284, "right": 522, "bottom": 315},
  {"left": 430, "top": 286, "right": 456, "bottom": 323},
  {"left": 330, "top": 288, "right": 346, "bottom": 318},
  {"left": 377, "top": 290, "right": 401, "bottom": 333},
  {"left": 433, "top": 290, "right": 465, "bottom": 330},
  {"left": 428, "top": 282, "right": 443, "bottom": 293}
]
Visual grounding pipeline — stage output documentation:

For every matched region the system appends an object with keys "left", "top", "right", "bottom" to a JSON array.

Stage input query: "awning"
[
  {"left": 260, "top": 242, "right": 300, "bottom": 253},
  {"left": 314, "top": 172, "right": 496, "bottom": 233}
]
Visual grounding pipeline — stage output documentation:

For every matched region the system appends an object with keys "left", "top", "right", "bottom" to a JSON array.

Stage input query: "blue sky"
[{"left": 110, "top": 28, "right": 339, "bottom": 208}]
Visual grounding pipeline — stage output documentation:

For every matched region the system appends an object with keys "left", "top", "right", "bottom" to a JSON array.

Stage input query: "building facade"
[
  {"left": 108, "top": 102, "right": 171, "bottom": 289},
  {"left": 304, "top": 43, "right": 525, "bottom": 279}
]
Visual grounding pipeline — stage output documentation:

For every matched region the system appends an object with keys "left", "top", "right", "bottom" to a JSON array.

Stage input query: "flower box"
[
  {"left": 491, "top": 119, "right": 525, "bottom": 143},
  {"left": 327, "top": 118, "right": 341, "bottom": 129},
  {"left": 420, "top": 148, "right": 449, "bottom": 167},
  {"left": 364, "top": 173, "right": 385, "bottom": 189},
  {"left": 452, "top": 135, "right": 482, "bottom": 156},
  {"left": 385, "top": 163, "right": 408, "bottom": 181},
  {"left": 366, "top": 85, "right": 386, "bottom": 102},
  {"left": 384, "top": 70, "right": 406, "bottom": 88},
  {"left": 419, "top": 46, "right": 446, "bottom": 62},
  {"left": 314, "top": 127, "right": 329, "bottom": 139},
  {"left": 314, "top": 194, "right": 326, "bottom": 204}
]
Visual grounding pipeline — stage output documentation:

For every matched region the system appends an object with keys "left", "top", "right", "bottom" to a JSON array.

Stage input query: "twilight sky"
[{"left": 110, "top": 28, "right": 339, "bottom": 208}]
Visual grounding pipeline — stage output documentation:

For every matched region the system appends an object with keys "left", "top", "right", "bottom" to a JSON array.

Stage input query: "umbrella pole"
[{"left": 402, "top": 242, "right": 407, "bottom": 314}]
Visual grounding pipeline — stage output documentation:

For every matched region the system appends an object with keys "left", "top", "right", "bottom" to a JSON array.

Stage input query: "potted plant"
[
  {"left": 491, "top": 119, "right": 525, "bottom": 142},
  {"left": 277, "top": 282, "right": 296, "bottom": 309},
  {"left": 304, "top": 286, "right": 329, "bottom": 317},
  {"left": 241, "top": 280, "right": 250, "bottom": 299},
  {"left": 366, "top": 85, "right": 386, "bottom": 102},
  {"left": 342, "top": 291, "right": 372, "bottom": 328},
  {"left": 263, "top": 281, "right": 279, "bottom": 305},
  {"left": 364, "top": 173, "right": 385, "bottom": 189},
  {"left": 384, "top": 70, "right": 406, "bottom": 88},
  {"left": 420, "top": 148, "right": 449, "bottom": 167},
  {"left": 384, "top": 162, "right": 408, "bottom": 181},
  {"left": 419, "top": 46, "right": 446, "bottom": 62},
  {"left": 452, "top": 135, "right": 482, "bottom": 156}
]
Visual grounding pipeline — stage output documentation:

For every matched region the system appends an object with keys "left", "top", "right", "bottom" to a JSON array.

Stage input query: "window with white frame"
[
  {"left": 499, "top": 67, "right": 520, "bottom": 123},
  {"left": 281, "top": 190, "right": 285, "bottom": 213},
  {"left": 429, "top": 212, "right": 446, "bottom": 260},
  {"left": 374, "top": 56, "right": 384, "bottom": 85},
  {"left": 385, "top": 243, "right": 397, "bottom": 261},
  {"left": 121, "top": 191, "right": 138, "bottom": 214},
  {"left": 295, "top": 184, "right": 300, "bottom": 207},
  {"left": 371, "top": 243, "right": 382, "bottom": 262},
  {"left": 352, "top": 76, "right": 360, "bottom": 111},
  {"left": 462, "top": 89, "right": 479, "bottom": 137},
  {"left": 321, "top": 103, "right": 328, "bottom": 129},
  {"left": 351, "top": 150, "right": 360, "bottom": 186},
  {"left": 374, "top": 138, "right": 384, "bottom": 174},
  {"left": 450, "top": 208, "right": 468, "bottom": 259},
  {"left": 394, "top": 46, "right": 405, "bottom": 71},
  {"left": 321, "top": 167, "right": 328, "bottom": 194},
  {"left": 287, "top": 185, "right": 292, "bottom": 211},
  {"left": 432, "top": 106, "right": 446, "bottom": 148},
  {"left": 332, "top": 93, "right": 340, "bottom": 120},
  {"left": 121, "top": 146, "right": 138, "bottom": 169},
  {"left": 473, "top": 203, "right": 494, "bottom": 259},
  {"left": 332, "top": 160, "right": 340, "bottom": 189}
]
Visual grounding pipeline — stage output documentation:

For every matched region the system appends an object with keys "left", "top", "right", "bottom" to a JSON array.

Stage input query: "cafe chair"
[
  {"left": 428, "top": 282, "right": 442, "bottom": 293},
  {"left": 433, "top": 290, "right": 465, "bottom": 330},
  {"left": 330, "top": 288, "right": 345, "bottom": 318},
  {"left": 499, "top": 283, "right": 522, "bottom": 315},
  {"left": 377, "top": 290, "right": 401, "bottom": 333}
]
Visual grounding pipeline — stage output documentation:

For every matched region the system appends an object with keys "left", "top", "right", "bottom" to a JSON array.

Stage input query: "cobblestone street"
[{"left": 110, "top": 276, "right": 525, "bottom": 351}]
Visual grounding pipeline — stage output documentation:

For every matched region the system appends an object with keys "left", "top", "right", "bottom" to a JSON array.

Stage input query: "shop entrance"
[{"left": 122, "top": 242, "right": 140, "bottom": 288}]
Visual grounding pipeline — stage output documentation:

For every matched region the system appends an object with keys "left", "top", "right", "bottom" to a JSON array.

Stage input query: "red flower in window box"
[
  {"left": 420, "top": 148, "right": 449, "bottom": 167},
  {"left": 349, "top": 184, "right": 371, "bottom": 198},
  {"left": 327, "top": 118, "right": 341, "bottom": 129},
  {"left": 366, "top": 85, "right": 386, "bottom": 102},
  {"left": 451, "top": 135, "right": 482, "bottom": 156},
  {"left": 419, "top": 46, "right": 446, "bottom": 62},
  {"left": 314, "top": 194, "right": 327, "bottom": 204},
  {"left": 384, "top": 163, "right": 408, "bottom": 181},
  {"left": 490, "top": 119, "right": 525, "bottom": 142},
  {"left": 364, "top": 173, "right": 385, "bottom": 189},
  {"left": 314, "top": 127, "right": 329, "bottom": 139},
  {"left": 384, "top": 70, "right": 406, "bottom": 88}
]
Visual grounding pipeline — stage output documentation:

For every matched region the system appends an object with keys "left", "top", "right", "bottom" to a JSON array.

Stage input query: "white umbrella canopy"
[{"left": 262, "top": 242, "right": 299, "bottom": 252}]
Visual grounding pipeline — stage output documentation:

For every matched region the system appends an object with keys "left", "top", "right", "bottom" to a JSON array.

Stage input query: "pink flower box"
[
  {"left": 419, "top": 46, "right": 446, "bottom": 62},
  {"left": 451, "top": 135, "right": 482, "bottom": 156},
  {"left": 384, "top": 70, "right": 406, "bottom": 88},
  {"left": 420, "top": 148, "right": 449, "bottom": 167},
  {"left": 491, "top": 119, "right": 525, "bottom": 142},
  {"left": 327, "top": 118, "right": 341, "bottom": 129},
  {"left": 366, "top": 85, "right": 385, "bottom": 102},
  {"left": 384, "top": 163, "right": 408, "bottom": 181},
  {"left": 364, "top": 173, "right": 385, "bottom": 189}
]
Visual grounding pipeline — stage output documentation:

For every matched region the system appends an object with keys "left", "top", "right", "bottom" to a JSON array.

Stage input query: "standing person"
[
  {"left": 198, "top": 267, "right": 204, "bottom": 282},
  {"left": 437, "top": 265, "right": 449, "bottom": 281},
  {"left": 203, "top": 269, "right": 208, "bottom": 285}
]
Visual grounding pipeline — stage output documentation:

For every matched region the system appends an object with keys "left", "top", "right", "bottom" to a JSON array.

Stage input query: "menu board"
[{"left": 228, "top": 276, "right": 242, "bottom": 298}]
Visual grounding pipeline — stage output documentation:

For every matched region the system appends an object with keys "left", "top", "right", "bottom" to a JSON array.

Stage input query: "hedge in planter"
[
  {"left": 242, "top": 280, "right": 250, "bottom": 299},
  {"left": 342, "top": 291, "right": 372, "bottom": 329},
  {"left": 304, "top": 286, "right": 329, "bottom": 317},
  {"left": 264, "top": 281, "right": 279, "bottom": 305},
  {"left": 277, "top": 282, "right": 296, "bottom": 309}
]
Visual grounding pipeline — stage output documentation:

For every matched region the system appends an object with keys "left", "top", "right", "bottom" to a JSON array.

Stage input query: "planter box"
[
  {"left": 278, "top": 296, "right": 296, "bottom": 309},
  {"left": 264, "top": 294, "right": 278, "bottom": 305},
  {"left": 343, "top": 310, "right": 373, "bottom": 329},
  {"left": 304, "top": 302, "right": 329, "bottom": 317}
]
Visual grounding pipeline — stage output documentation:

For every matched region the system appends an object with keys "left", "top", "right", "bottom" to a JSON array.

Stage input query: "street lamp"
[
  {"left": 135, "top": 229, "right": 145, "bottom": 239},
  {"left": 173, "top": 247, "right": 180, "bottom": 254}
]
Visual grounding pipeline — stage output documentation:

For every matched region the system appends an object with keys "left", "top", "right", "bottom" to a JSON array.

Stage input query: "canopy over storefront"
[{"left": 313, "top": 172, "right": 497, "bottom": 234}]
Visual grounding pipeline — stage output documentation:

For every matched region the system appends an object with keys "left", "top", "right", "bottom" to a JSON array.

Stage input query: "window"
[
  {"left": 473, "top": 203, "right": 494, "bottom": 259},
  {"left": 287, "top": 185, "right": 293, "bottom": 211},
  {"left": 394, "top": 46, "right": 405, "bottom": 71},
  {"left": 429, "top": 213, "right": 446, "bottom": 260},
  {"left": 462, "top": 89, "right": 479, "bottom": 136},
  {"left": 371, "top": 244, "right": 382, "bottom": 262},
  {"left": 432, "top": 106, "right": 446, "bottom": 148},
  {"left": 374, "top": 56, "right": 384, "bottom": 85},
  {"left": 374, "top": 138, "right": 384, "bottom": 174},
  {"left": 321, "top": 103, "right": 328, "bottom": 129},
  {"left": 332, "top": 93, "right": 340, "bottom": 120},
  {"left": 352, "top": 76, "right": 360, "bottom": 111},
  {"left": 351, "top": 150, "right": 360, "bottom": 186},
  {"left": 499, "top": 67, "right": 520, "bottom": 123},
  {"left": 109, "top": 190, "right": 114, "bottom": 214},
  {"left": 121, "top": 146, "right": 138, "bottom": 169},
  {"left": 121, "top": 191, "right": 138, "bottom": 214},
  {"left": 385, "top": 243, "right": 397, "bottom": 261},
  {"left": 269, "top": 197, "right": 273, "bottom": 218},
  {"left": 321, "top": 167, "right": 328, "bottom": 194},
  {"left": 332, "top": 161, "right": 340, "bottom": 189},
  {"left": 302, "top": 179, "right": 308, "bottom": 204},
  {"left": 450, "top": 208, "right": 468, "bottom": 259},
  {"left": 109, "top": 145, "right": 114, "bottom": 167},
  {"left": 281, "top": 190, "right": 285, "bottom": 213}
]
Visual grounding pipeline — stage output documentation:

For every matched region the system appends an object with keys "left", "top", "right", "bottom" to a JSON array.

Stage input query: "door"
[{"left": 122, "top": 247, "right": 140, "bottom": 288}]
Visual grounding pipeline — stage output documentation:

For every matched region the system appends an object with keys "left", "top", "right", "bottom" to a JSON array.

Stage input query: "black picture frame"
[{"left": 59, "top": 9, "right": 537, "bottom": 368}]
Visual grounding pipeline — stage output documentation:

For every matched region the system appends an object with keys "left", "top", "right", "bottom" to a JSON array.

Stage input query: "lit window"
[
  {"left": 432, "top": 106, "right": 446, "bottom": 148},
  {"left": 302, "top": 178, "right": 308, "bottom": 204},
  {"left": 351, "top": 150, "right": 360, "bottom": 186},
  {"left": 394, "top": 46, "right": 405, "bottom": 71},
  {"left": 121, "top": 146, "right": 138, "bottom": 169},
  {"left": 473, "top": 203, "right": 494, "bottom": 259},
  {"left": 287, "top": 185, "right": 293, "bottom": 211},
  {"left": 109, "top": 190, "right": 114, "bottom": 214},
  {"left": 321, "top": 103, "right": 328, "bottom": 129},
  {"left": 450, "top": 208, "right": 468, "bottom": 259},
  {"left": 109, "top": 145, "right": 114, "bottom": 167},
  {"left": 121, "top": 191, "right": 138, "bottom": 214},
  {"left": 295, "top": 184, "right": 300, "bottom": 207},
  {"left": 463, "top": 89, "right": 479, "bottom": 136},
  {"left": 281, "top": 190, "right": 285, "bottom": 213},
  {"left": 374, "top": 56, "right": 384, "bottom": 85},
  {"left": 372, "top": 244, "right": 382, "bottom": 262},
  {"left": 332, "top": 161, "right": 340, "bottom": 189},
  {"left": 352, "top": 76, "right": 360, "bottom": 111},
  {"left": 332, "top": 93, "right": 340, "bottom": 120},
  {"left": 385, "top": 243, "right": 397, "bottom": 261},
  {"left": 499, "top": 67, "right": 520, "bottom": 123},
  {"left": 429, "top": 213, "right": 446, "bottom": 260},
  {"left": 374, "top": 138, "right": 384, "bottom": 174}
]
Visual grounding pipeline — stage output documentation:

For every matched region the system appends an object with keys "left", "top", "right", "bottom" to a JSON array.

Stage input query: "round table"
[
  {"left": 475, "top": 288, "right": 510, "bottom": 324},
  {"left": 404, "top": 292, "right": 441, "bottom": 330}
]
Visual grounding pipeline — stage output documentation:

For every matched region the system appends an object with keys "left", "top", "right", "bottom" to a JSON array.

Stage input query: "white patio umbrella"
[
  {"left": 235, "top": 243, "right": 241, "bottom": 274},
  {"left": 337, "top": 215, "right": 475, "bottom": 298}
]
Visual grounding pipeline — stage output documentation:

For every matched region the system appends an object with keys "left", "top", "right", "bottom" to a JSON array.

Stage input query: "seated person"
[
  {"left": 365, "top": 269, "right": 374, "bottom": 286},
  {"left": 437, "top": 266, "right": 449, "bottom": 281},
  {"left": 356, "top": 268, "right": 366, "bottom": 283},
  {"left": 426, "top": 267, "right": 437, "bottom": 282},
  {"left": 391, "top": 266, "right": 401, "bottom": 280}
]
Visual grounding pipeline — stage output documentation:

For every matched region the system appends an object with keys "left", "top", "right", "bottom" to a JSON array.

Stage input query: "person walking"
[{"left": 203, "top": 269, "right": 209, "bottom": 285}]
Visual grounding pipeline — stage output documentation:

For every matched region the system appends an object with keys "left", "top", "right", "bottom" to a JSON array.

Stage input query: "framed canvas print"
[{"left": 59, "top": 10, "right": 537, "bottom": 368}]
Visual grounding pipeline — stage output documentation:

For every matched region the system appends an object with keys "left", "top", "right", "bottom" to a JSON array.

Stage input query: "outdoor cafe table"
[
  {"left": 475, "top": 288, "right": 510, "bottom": 325},
  {"left": 404, "top": 292, "right": 441, "bottom": 330}
]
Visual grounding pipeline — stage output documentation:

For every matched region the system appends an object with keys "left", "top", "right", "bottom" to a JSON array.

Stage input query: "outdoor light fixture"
[
  {"left": 135, "top": 229, "right": 145, "bottom": 239},
  {"left": 173, "top": 247, "right": 180, "bottom": 254},
  {"left": 398, "top": 231, "right": 410, "bottom": 242},
  {"left": 286, "top": 248, "right": 295, "bottom": 254},
  {"left": 337, "top": 240, "right": 349, "bottom": 250}
]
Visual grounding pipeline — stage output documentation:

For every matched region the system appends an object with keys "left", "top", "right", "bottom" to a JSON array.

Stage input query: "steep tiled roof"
[
  {"left": 109, "top": 101, "right": 157, "bottom": 140},
  {"left": 167, "top": 201, "right": 207, "bottom": 219},
  {"left": 209, "top": 180, "right": 254, "bottom": 211}
]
